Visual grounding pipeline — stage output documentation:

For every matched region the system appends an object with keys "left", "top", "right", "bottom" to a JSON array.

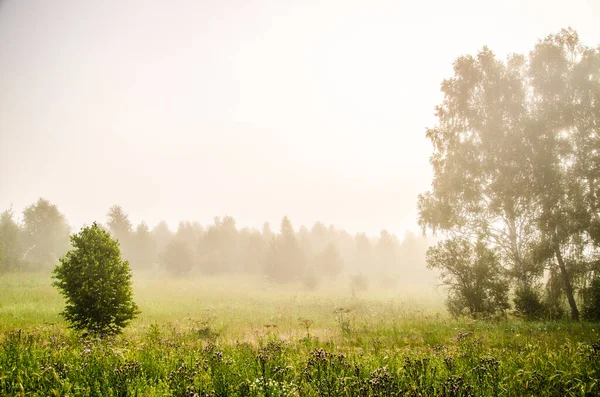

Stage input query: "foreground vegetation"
[{"left": 1, "top": 273, "right": 599, "bottom": 396}]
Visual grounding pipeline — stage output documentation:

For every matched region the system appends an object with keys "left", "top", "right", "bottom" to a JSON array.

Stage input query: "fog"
[
  {"left": 2, "top": 1, "right": 598, "bottom": 238},
  {"left": 3, "top": 1, "right": 599, "bottom": 298},
  {"left": 0, "top": 199, "right": 438, "bottom": 294}
]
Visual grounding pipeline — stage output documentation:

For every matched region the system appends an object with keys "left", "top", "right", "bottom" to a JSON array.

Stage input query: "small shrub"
[
  {"left": 514, "top": 285, "right": 546, "bottom": 320},
  {"left": 582, "top": 277, "right": 600, "bottom": 321},
  {"left": 426, "top": 238, "right": 510, "bottom": 319},
  {"left": 52, "top": 222, "right": 139, "bottom": 335}
]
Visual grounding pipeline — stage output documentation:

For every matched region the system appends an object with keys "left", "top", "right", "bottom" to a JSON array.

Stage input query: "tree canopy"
[{"left": 419, "top": 28, "right": 600, "bottom": 320}]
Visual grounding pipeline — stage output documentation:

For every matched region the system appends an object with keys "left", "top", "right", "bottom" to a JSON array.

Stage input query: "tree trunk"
[{"left": 555, "top": 246, "right": 579, "bottom": 321}]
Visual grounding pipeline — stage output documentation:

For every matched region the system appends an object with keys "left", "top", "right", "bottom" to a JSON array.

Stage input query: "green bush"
[
  {"left": 52, "top": 222, "right": 139, "bottom": 335},
  {"left": 426, "top": 238, "right": 510, "bottom": 318},
  {"left": 514, "top": 285, "right": 546, "bottom": 320},
  {"left": 582, "top": 277, "right": 600, "bottom": 321}
]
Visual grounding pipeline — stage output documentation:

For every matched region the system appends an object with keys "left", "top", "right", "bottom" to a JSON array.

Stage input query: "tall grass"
[{"left": 1, "top": 272, "right": 599, "bottom": 396}]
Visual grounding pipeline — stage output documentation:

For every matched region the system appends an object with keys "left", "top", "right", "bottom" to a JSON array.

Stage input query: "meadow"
[{"left": 1, "top": 272, "right": 599, "bottom": 396}]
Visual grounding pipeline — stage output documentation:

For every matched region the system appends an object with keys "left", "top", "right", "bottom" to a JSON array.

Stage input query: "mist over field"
[
  {"left": 1, "top": 0, "right": 598, "bottom": 237},
  {"left": 2, "top": 1, "right": 600, "bottom": 396}
]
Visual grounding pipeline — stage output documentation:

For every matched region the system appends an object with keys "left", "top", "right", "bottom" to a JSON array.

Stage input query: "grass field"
[{"left": 1, "top": 272, "right": 599, "bottom": 396}]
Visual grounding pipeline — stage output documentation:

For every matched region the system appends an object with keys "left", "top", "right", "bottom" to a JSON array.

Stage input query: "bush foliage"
[{"left": 52, "top": 222, "right": 139, "bottom": 335}]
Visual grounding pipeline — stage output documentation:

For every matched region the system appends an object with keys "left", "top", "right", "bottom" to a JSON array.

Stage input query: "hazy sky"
[{"left": 1, "top": 0, "right": 599, "bottom": 235}]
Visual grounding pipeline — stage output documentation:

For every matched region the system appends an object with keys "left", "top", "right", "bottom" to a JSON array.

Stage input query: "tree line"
[
  {"left": 0, "top": 199, "right": 431, "bottom": 290},
  {"left": 419, "top": 28, "right": 600, "bottom": 321}
]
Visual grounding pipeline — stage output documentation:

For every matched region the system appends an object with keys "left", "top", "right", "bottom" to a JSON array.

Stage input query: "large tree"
[
  {"left": 525, "top": 29, "right": 600, "bottom": 321},
  {"left": 419, "top": 29, "right": 600, "bottom": 320},
  {"left": 418, "top": 44, "right": 542, "bottom": 285}
]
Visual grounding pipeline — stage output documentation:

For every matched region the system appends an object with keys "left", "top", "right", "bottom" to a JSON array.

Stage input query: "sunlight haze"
[{"left": 1, "top": 0, "right": 599, "bottom": 234}]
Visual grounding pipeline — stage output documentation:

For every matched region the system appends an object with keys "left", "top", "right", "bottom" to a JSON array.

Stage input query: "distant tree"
[
  {"left": 310, "top": 222, "right": 329, "bottom": 253},
  {"left": 52, "top": 223, "right": 139, "bottom": 335},
  {"left": 215, "top": 216, "right": 240, "bottom": 272},
  {"left": 159, "top": 222, "right": 200, "bottom": 275},
  {"left": 314, "top": 242, "right": 343, "bottom": 279},
  {"left": 199, "top": 218, "right": 225, "bottom": 275},
  {"left": 334, "top": 229, "right": 355, "bottom": 271},
  {"left": 398, "top": 232, "right": 435, "bottom": 284},
  {"left": 106, "top": 205, "right": 133, "bottom": 239},
  {"left": 176, "top": 221, "right": 203, "bottom": 250},
  {"left": 399, "top": 232, "right": 428, "bottom": 268},
  {"left": 375, "top": 230, "right": 398, "bottom": 270},
  {"left": 0, "top": 208, "right": 24, "bottom": 272},
  {"left": 354, "top": 233, "right": 373, "bottom": 273},
  {"left": 106, "top": 205, "right": 133, "bottom": 260},
  {"left": 265, "top": 217, "right": 306, "bottom": 283},
  {"left": 22, "top": 198, "right": 70, "bottom": 269},
  {"left": 297, "top": 225, "right": 313, "bottom": 259},
  {"left": 374, "top": 230, "right": 400, "bottom": 287},
  {"left": 129, "top": 222, "right": 157, "bottom": 270},
  {"left": 262, "top": 222, "right": 273, "bottom": 243},
  {"left": 238, "top": 228, "right": 266, "bottom": 273},
  {"left": 198, "top": 217, "right": 244, "bottom": 274},
  {"left": 160, "top": 239, "right": 194, "bottom": 276},
  {"left": 427, "top": 237, "right": 510, "bottom": 318},
  {"left": 152, "top": 221, "right": 173, "bottom": 256}
]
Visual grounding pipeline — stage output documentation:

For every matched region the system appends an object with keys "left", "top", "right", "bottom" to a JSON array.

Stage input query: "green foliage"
[
  {"left": 582, "top": 277, "right": 600, "bottom": 322},
  {"left": 419, "top": 28, "right": 600, "bottom": 321},
  {"left": 3, "top": 272, "right": 600, "bottom": 396},
  {"left": 427, "top": 238, "right": 510, "bottom": 318},
  {"left": 514, "top": 285, "right": 546, "bottom": 320},
  {"left": 1, "top": 320, "right": 600, "bottom": 396},
  {"left": 52, "top": 223, "right": 139, "bottom": 335}
]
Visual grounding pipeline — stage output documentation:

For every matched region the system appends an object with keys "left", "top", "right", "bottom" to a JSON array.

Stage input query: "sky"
[{"left": 1, "top": 0, "right": 599, "bottom": 236}]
